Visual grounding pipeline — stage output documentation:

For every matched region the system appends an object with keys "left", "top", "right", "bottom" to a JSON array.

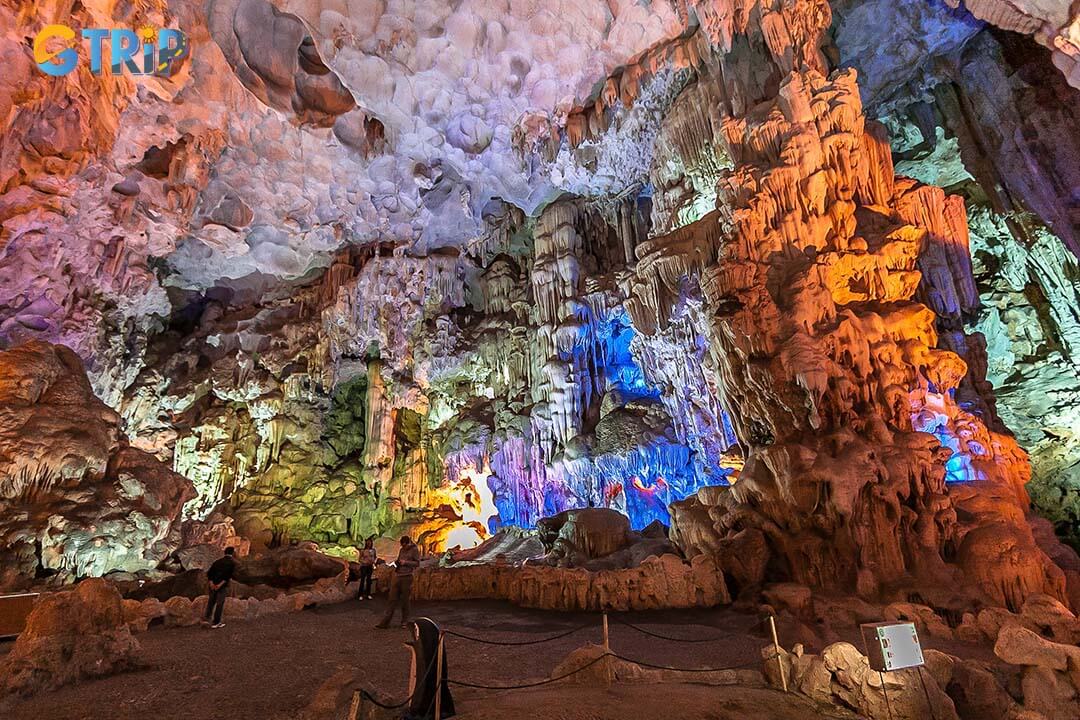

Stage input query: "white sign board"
[{"left": 860, "top": 621, "right": 925, "bottom": 672}]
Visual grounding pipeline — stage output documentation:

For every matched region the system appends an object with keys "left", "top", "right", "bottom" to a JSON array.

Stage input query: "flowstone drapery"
[
  {"left": 634, "top": 67, "right": 1069, "bottom": 610},
  {"left": 1, "top": 0, "right": 1078, "bottom": 621}
]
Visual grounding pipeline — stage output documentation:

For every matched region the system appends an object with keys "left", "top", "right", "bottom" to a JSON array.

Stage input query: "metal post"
[
  {"left": 768, "top": 615, "right": 789, "bottom": 692},
  {"left": 434, "top": 631, "right": 445, "bottom": 720},
  {"left": 880, "top": 670, "right": 895, "bottom": 720}
]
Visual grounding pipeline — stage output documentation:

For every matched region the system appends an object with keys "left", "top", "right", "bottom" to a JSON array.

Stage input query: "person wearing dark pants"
[
  {"left": 203, "top": 547, "right": 237, "bottom": 629},
  {"left": 357, "top": 538, "right": 376, "bottom": 600},
  {"left": 376, "top": 535, "right": 420, "bottom": 628}
]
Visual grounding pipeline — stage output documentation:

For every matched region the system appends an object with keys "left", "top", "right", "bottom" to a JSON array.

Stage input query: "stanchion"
[
  {"left": 768, "top": 615, "right": 788, "bottom": 692},
  {"left": 602, "top": 611, "right": 612, "bottom": 688},
  {"left": 435, "top": 631, "right": 445, "bottom": 720}
]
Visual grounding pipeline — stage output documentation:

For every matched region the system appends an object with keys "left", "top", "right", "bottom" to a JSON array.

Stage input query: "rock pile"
[
  {"left": 0, "top": 579, "right": 139, "bottom": 697},
  {"left": 765, "top": 591, "right": 1080, "bottom": 720}
]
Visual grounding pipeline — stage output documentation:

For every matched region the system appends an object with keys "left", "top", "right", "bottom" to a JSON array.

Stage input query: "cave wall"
[
  {"left": 1, "top": 0, "right": 1078, "bottom": 608},
  {"left": 833, "top": 0, "right": 1080, "bottom": 553}
]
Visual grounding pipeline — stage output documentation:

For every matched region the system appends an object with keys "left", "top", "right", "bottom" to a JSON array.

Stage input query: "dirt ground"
[{"left": 0, "top": 597, "right": 940, "bottom": 719}]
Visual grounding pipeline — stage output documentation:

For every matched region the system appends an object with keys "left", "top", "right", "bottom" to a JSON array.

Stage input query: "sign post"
[{"left": 860, "top": 621, "right": 932, "bottom": 720}]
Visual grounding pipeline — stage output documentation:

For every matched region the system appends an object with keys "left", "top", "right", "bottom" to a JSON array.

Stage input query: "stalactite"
[{"left": 629, "top": 63, "right": 1069, "bottom": 608}]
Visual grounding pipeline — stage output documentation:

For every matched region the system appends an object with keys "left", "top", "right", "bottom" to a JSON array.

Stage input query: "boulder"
[
  {"left": 537, "top": 508, "right": 632, "bottom": 564},
  {"left": 121, "top": 597, "right": 168, "bottom": 632},
  {"left": 1019, "top": 594, "right": 1079, "bottom": 644},
  {"left": 234, "top": 547, "right": 348, "bottom": 588},
  {"left": 780, "top": 641, "right": 960, "bottom": 720},
  {"left": 994, "top": 625, "right": 1080, "bottom": 672},
  {"left": 945, "top": 658, "right": 1015, "bottom": 720},
  {"left": 0, "top": 579, "right": 140, "bottom": 696},
  {"left": 1020, "top": 666, "right": 1078, "bottom": 720},
  {"left": 163, "top": 595, "right": 200, "bottom": 627}
]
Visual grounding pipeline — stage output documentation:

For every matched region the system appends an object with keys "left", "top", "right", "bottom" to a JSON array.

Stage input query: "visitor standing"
[
  {"left": 203, "top": 546, "right": 237, "bottom": 629},
  {"left": 375, "top": 535, "right": 420, "bottom": 628},
  {"left": 357, "top": 538, "right": 376, "bottom": 600}
]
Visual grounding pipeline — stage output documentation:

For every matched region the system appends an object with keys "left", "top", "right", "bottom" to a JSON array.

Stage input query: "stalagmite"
[{"left": 0, "top": 14, "right": 1078, "bottom": 720}]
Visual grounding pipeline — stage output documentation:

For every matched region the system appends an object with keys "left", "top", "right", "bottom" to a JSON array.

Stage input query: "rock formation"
[
  {"left": 0, "top": 0, "right": 1079, "bottom": 647},
  {"left": 0, "top": 578, "right": 140, "bottom": 697},
  {"left": 767, "top": 641, "right": 960, "bottom": 720},
  {"left": 0, "top": 342, "right": 194, "bottom": 589},
  {"left": 403, "top": 551, "right": 730, "bottom": 612}
]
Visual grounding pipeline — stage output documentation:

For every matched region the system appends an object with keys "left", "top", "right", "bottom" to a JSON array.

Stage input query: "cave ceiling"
[{"left": 2, "top": 0, "right": 1080, "bottom": 591}]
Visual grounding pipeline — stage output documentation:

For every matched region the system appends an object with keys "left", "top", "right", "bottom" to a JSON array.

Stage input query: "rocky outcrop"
[
  {"left": 767, "top": 641, "right": 960, "bottom": 720},
  {"left": 844, "top": 14, "right": 1080, "bottom": 560},
  {"left": 636, "top": 66, "right": 1067, "bottom": 610},
  {"left": 0, "top": 579, "right": 139, "bottom": 697},
  {"left": 402, "top": 552, "right": 729, "bottom": 612},
  {"left": 0, "top": 0, "right": 1077, "bottom": 636},
  {"left": 0, "top": 342, "right": 194, "bottom": 589},
  {"left": 994, "top": 624, "right": 1080, "bottom": 719}
]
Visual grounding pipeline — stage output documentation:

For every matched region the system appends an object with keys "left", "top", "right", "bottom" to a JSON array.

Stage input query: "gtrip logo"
[{"left": 33, "top": 24, "right": 189, "bottom": 77}]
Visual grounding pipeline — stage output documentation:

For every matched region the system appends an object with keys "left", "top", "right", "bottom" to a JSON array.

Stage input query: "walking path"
[{"left": 1, "top": 598, "right": 851, "bottom": 720}]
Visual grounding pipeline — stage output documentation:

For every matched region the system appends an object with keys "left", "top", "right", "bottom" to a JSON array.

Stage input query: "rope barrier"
[
  {"left": 447, "top": 650, "right": 778, "bottom": 690},
  {"left": 358, "top": 639, "right": 440, "bottom": 710},
  {"left": 442, "top": 621, "right": 594, "bottom": 646},
  {"left": 358, "top": 613, "right": 786, "bottom": 711},
  {"left": 609, "top": 616, "right": 748, "bottom": 644},
  {"left": 606, "top": 651, "right": 779, "bottom": 674},
  {"left": 447, "top": 651, "right": 614, "bottom": 690}
]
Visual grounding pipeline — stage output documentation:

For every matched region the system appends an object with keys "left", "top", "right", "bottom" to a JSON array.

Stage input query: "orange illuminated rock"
[
  {"left": 629, "top": 59, "right": 1071, "bottom": 610},
  {"left": 0, "top": 578, "right": 140, "bottom": 696}
]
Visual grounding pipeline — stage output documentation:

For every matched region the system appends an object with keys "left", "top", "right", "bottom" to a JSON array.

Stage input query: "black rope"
[
  {"left": 879, "top": 670, "right": 895, "bottom": 720},
  {"left": 447, "top": 650, "right": 613, "bottom": 690},
  {"left": 448, "top": 651, "right": 779, "bottom": 690},
  {"left": 610, "top": 616, "right": 745, "bottom": 644},
  {"left": 607, "top": 651, "right": 778, "bottom": 674},
  {"left": 359, "top": 638, "right": 441, "bottom": 710},
  {"left": 443, "top": 621, "right": 593, "bottom": 646}
]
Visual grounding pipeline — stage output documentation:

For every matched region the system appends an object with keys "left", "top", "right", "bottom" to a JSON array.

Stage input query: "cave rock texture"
[
  {"left": 1, "top": 0, "right": 1079, "bottom": 623},
  {"left": 0, "top": 342, "right": 194, "bottom": 589}
]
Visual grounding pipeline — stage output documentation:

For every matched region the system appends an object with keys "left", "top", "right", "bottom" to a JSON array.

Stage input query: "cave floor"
[{"left": 0, "top": 598, "right": 981, "bottom": 719}]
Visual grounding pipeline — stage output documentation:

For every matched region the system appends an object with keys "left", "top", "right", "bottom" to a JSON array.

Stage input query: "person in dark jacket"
[
  {"left": 203, "top": 547, "right": 237, "bottom": 629},
  {"left": 376, "top": 536, "right": 420, "bottom": 628},
  {"left": 357, "top": 538, "right": 377, "bottom": 600}
]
